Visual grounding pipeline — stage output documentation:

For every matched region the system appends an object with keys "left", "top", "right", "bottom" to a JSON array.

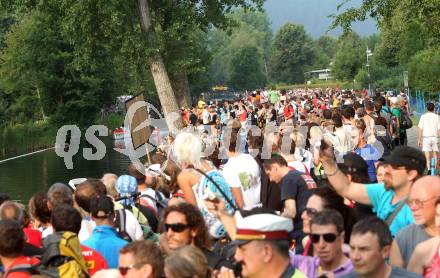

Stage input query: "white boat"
[{"left": 112, "top": 127, "right": 131, "bottom": 140}]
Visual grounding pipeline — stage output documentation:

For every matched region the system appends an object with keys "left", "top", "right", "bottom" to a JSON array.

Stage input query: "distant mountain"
[{"left": 264, "top": 0, "right": 378, "bottom": 38}]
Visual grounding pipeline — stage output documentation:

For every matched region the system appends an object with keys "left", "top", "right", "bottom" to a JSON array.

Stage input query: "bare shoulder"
[
  {"left": 177, "top": 170, "right": 199, "bottom": 186},
  {"left": 413, "top": 237, "right": 439, "bottom": 264}
]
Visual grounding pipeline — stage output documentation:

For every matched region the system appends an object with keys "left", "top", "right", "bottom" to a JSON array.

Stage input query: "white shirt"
[
  {"left": 41, "top": 226, "right": 53, "bottom": 239},
  {"left": 222, "top": 153, "right": 261, "bottom": 210},
  {"left": 79, "top": 218, "right": 96, "bottom": 242},
  {"left": 202, "top": 109, "right": 210, "bottom": 124},
  {"left": 418, "top": 112, "right": 440, "bottom": 137}
]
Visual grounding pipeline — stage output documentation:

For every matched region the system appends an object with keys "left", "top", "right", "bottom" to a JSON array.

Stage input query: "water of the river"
[{"left": 0, "top": 137, "right": 132, "bottom": 203}]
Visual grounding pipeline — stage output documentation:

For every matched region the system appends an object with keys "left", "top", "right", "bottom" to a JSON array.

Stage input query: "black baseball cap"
[
  {"left": 383, "top": 146, "right": 426, "bottom": 175},
  {"left": 338, "top": 153, "right": 368, "bottom": 174},
  {"left": 90, "top": 195, "right": 114, "bottom": 219}
]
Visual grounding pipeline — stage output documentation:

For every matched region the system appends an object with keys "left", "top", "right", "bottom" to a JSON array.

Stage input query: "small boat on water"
[{"left": 112, "top": 127, "right": 131, "bottom": 140}]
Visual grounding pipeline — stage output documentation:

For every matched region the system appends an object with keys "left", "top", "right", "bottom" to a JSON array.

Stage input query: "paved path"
[{"left": 406, "top": 126, "right": 418, "bottom": 148}]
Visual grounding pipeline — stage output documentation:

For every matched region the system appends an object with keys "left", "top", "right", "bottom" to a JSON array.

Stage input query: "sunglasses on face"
[
  {"left": 165, "top": 223, "right": 191, "bottom": 233},
  {"left": 304, "top": 207, "right": 319, "bottom": 216},
  {"left": 310, "top": 233, "right": 338, "bottom": 243},
  {"left": 119, "top": 264, "right": 142, "bottom": 276}
]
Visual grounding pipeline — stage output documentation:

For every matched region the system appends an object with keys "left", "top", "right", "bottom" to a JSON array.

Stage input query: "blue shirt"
[
  {"left": 355, "top": 144, "right": 380, "bottom": 182},
  {"left": 82, "top": 225, "right": 128, "bottom": 268},
  {"left": 366, "top": 183, "right": 414, "bottom": 236}
]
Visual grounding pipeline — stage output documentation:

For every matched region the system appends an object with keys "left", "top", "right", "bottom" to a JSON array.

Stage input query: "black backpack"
[
  {"left": 139, "top": 191, "right": 169, "bottom": 220},
  {"left": 400, "top": 110, "right": 413, "bottom": 130},
  {"left": 114, "top": 207, "right": 158, "bottom": 242}
]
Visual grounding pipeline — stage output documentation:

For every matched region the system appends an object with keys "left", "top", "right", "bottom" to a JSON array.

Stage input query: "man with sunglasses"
[
  {"left": 291, "top": 209, "right": 353, "bottom": 277},
  {"left": 118, "top": 240, "right": 163, "bottom": 278},
  {"left": 320, "top": 144, "right": 426, "bottom": 236},
  {"left": 390, "top": 175, "right": 440, "bottom": 268},
  {"left": 159, "top": 203, "right": 232, "bottom": 271}
]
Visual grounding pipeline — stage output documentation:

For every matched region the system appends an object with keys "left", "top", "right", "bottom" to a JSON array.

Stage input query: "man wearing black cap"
[
  {"left": 320, "top": 145, "right": 426, "bottom": 236},
  {"left": 82, "top": 195, "right": 128, "bottom": 268}
]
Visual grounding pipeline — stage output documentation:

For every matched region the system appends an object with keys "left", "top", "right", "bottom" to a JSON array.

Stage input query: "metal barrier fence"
[{"left": 409, "top": 90, "right": 440, "bottom": 119}]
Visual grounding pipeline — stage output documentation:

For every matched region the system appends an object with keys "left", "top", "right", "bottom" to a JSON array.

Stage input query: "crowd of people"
[{"left": 1, "top": 87, "right": 440, "bottom": 278}]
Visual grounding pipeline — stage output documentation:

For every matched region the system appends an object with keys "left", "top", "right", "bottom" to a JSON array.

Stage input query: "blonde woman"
[{"left": 172, "top": 132, "right": 236, "bottom": 239}]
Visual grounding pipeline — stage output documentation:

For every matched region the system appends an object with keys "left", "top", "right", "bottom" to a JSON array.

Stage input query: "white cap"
[
  {"left": 145, "top": 164, "right": 161, "bottom": 177},
  {"left": 233, "top": 212, "right": 293, "bottom": 242},
  {"left": 390, "top": 97, "right": 399, "bottom": 104}
]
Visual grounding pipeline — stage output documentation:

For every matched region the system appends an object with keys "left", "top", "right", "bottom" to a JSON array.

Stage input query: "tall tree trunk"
[
  {"left": 138, "top": 0, "right": 183, "bottom": 130},
  {"left": 149, "top": 57, "right": 183, "bottom": 129},
  {"left": 171, "top": 72, "right": 191, "bottom": 108}
]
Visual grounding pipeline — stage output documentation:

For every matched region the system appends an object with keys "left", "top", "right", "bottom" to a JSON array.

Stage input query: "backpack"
[
  {"left": 114, "top": 209, "right": 132, "bottom": 242},
  {"left": 114, "top": 208, "right": 159, "bottom": 243},
  {"left": 400, "top": 110, "right": 413, "bottom": 130},
  {"left": 4, "top": 260, "right": 41, "bottom": 277},
  {"left": 388, "top": 111, "right": 400, "bottom": 139},
  {"left": 139, "top": 191, "right": 169, "bottom": 220},
  {"left": 39, "top": 231, "right": 89, "bottom": 278}
]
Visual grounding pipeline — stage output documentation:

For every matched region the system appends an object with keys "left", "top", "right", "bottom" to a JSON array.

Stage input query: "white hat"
[
  {"left": 145, "top": 163, "right": 171, "bottom": 181},
  {"left": 233, "top": 212, "right": 293, "bottom": 243},
  {"left": 145, "top": 164, "right": 161, "bottom": 177},
  {"left": 390, "top": 97, "right": 398, "bottom": 104},
  {"left": 68, "top": 178, "right": 87, "bottom": 191}
]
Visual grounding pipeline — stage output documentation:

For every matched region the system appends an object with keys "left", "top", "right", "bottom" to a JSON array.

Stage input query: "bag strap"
[
  {"left": 5, "top": 263, "right": 40, "bottom": 277},
  {"left": 194, "top": 168, "right": 237, "bottom": 212},
  {"left": 385, "top": 198, "right": 408, "bottom": 226},
  {"left": 116, "top": 209, "right": 126, "bottom": 235},
  {"left": 140, "top": 193, "right": 158, "bottom": 204}
]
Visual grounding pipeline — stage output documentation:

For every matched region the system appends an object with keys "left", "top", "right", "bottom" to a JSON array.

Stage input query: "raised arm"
[{"left": 319, "top": 140, "right": 371, "bottom": 205}]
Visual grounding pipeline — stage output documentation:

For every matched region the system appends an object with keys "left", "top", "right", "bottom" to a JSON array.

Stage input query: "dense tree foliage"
[
  {"left": 408, "top": 48, "right": 440, "bottom": 93},
  {"left": 269, "top": 23, "right": 314, "bottom": 84},
  {"left": 208, "top": 9, "right": 272, "bottom": 89},
  {"left": 331, "top": 31, "right": 365, "bottom": 80},
  {"left": 230, "top": 46, "right": 266, "bottom": 90},
  {"left": 0, "top": 0, "right": 264, "bottom": 127},
  {"left": 331, "top": 0, "right": 440, "bottom": 94}
]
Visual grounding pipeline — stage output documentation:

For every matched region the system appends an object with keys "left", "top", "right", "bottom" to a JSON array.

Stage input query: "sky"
[{"left": 263, "top": 0, "right": 378, "bottom": 38}]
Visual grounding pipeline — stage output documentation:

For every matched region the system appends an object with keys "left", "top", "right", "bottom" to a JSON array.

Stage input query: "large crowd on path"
[{"left": 1, "top": 87, "right": 440, "bottom": 278}]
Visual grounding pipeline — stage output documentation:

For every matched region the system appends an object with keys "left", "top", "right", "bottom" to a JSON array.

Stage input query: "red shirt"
[
  {"left": 4, "top": 256, "right": 40, "bottom": 278},
  {"left": 283, "top": 105, "right": 294, "bottom": 119},
  {"left": 23, "top": 226, "right": 42, "bottom": 248},
  {"left": 239, "top": 110, "right": 247, "bottom": 122},
  {"left": 81, "top": 245, "right": 108, "bottom": 276}
]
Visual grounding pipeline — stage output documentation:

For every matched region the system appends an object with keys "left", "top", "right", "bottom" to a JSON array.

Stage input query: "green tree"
[
  {"left": 208, "top": 9, "right": 272, "bottom": 87},
  {"left": 230, "top": 46, "right": 266, "bottom": 90},
  {"left": 0, "top": 5, "right": 124, "bottom": 127},
  {"left": 270, "top": 23, "right": 314, "bottom": 84},
  {"left": 332, "top": 31, "right": 365, "bottom": 80},
  {"left": 408, "top": 48, "right": 440, "bottom": 95},
  {"left": 330, "top": 0, "right": 440, "bottom": 45},
  {"left": 309, "top": 35, "right": 337, "bottom": 70}
]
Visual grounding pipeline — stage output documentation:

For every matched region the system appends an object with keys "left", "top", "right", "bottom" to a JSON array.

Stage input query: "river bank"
[{"left": 0, "top": 113, "right": 124, "bottom": 160}]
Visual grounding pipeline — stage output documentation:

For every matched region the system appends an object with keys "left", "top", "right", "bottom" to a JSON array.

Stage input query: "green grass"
[
  {"left": 95, "top": 113, "right": 125, "bottom": 130},
  {"left": 0, "top": 113, "right": 125, "bottom": 159},
  {"left": 0, "top": 120, "right": 57, "bottom": 159}
]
